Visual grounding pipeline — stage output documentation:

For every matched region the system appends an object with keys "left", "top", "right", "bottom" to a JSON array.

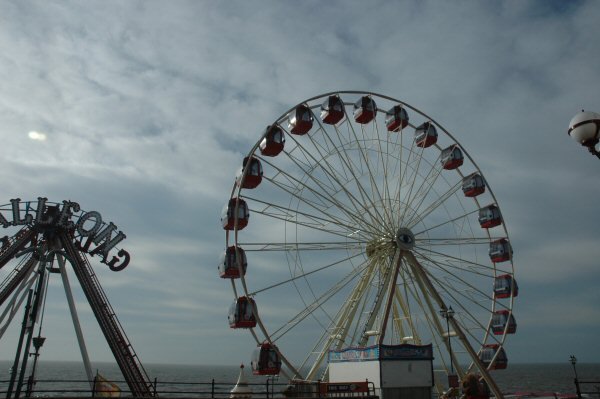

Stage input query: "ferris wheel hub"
[
  {"left": 395, "top": 228, "right": 415, "bottom": 250},
  {"left": 365, "top": 235, "right": 395, "bottom": 259}
]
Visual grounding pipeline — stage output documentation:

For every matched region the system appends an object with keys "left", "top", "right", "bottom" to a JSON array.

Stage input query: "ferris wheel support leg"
[
  {"left": 304, "top": 259, "right": 379, "bottom": 381},
  {"left": 358, "top": 251, "right": 402, "bottom": 347},
  {"left": 378, "top": 250, "right": 404, "bottom": 345},
  {"left": 393, "top": 288, "right": 421, "bottom": 345},
  {"left": 56, "top": 254, "right": 94, "bottom": 388},
  {"left": 333, "top": 260, "right": 378, "bottom": 350},
  {"left": 404, "top": 255, "right": 465, "bottom": 379},
  {"left": 305, "top": 259, "right": 379, "bottom": 381},
  {"left": 404, "top": 252, "right": 504, "bottom": 399}
]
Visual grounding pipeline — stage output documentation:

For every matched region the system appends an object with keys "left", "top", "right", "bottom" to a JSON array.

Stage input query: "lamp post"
[
  {"left": 570, "top": 355, "right": 582, "bottom": 399},
  {"left": 568, "top": 110, "right": 600, "bottom": 159},
  {"left": 440, "top": 306, "right": 457, "bottom": 388}
]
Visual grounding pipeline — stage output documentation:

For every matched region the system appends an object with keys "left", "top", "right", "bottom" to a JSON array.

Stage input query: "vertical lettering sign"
[{"left": 1, "top": 198, "right": 130, "bottom": 271}]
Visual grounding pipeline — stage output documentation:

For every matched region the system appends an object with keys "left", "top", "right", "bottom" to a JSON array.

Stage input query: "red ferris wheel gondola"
[
  {"left": 489, "top": 238, "right": 512, "bottom": 263},
  {"left": 478, "top": 204, "right": 502, "bottom": 229},
  {"left": 462, "top": 173, "right": 485, "bottom": 197},
  {"left": 219, "top": 246, "right": 247, "bottom": 279},
  {"left": 259, "top": 125, "right": 285, "bottom": 157},
  {"left": 221, "top": 198, "right": 249, "bottom": 231},
  {"left": 251, "top": 342, "right": 281, "bottom": 375},
  {"left": 320, "top": 95, "right": 344, "bottom": 125},
  {"left": 236, "top": 156, "right": 263, "bottom": 189},
  {"left": 441, "top": 145, "right": 464, "bottom": 170},
  {"left": 353, "top": 96, "right": 377, "bottom": 124},
  {"left": 415, "top": 122, "right": 438, "bottom": 148},
  {"left": 229, "top": 296, "right": 257, "bottom": 329},
  {"left": 491, "top": 310, "right": 517, "bottom": 335},
  {"left": 479, "top": 344, "right": 508, "bottom": 370},
  {"left": 385, "top": 105, "right": 409, "bottom": 132},
  {"left": 288, "top": 104, "right": 314, "bottom": 135},
  {"left": 494, "top": 274, "right": 519, "bottom": 299}
]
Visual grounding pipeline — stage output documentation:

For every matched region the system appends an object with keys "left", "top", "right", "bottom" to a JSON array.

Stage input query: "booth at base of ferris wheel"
[{"left": 327, "top": 344, "right": 434, "bottom": 399}]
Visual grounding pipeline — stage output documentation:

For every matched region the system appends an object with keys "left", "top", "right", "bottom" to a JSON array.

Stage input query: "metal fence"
[
  {"left": 0, "top": 377, "right": 378, "bottom": 399},
  {"left": 574, "top": 378, "right": 600, "bottom": 398}
]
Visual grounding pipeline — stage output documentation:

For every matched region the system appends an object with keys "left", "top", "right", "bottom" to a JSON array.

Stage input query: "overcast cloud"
[{"left": 1, "top": 0, "right": 599, "bottom": 370}]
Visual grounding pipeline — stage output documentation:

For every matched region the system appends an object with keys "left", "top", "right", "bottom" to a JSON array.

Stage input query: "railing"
[
  {"left": 574, "top": 378, "right": 600, "bottom": 398},
  {"left": 0, "top": 378, "right": 379, "bottom": 398}
]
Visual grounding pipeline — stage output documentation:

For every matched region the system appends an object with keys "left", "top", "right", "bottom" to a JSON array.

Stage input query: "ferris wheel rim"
[{"left": 223, "top": 91, "right": 516, "bottom": 384}]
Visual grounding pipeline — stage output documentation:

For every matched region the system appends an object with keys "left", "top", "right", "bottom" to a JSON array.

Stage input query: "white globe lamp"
[{"left": 568, "top": 110, "right": 600, "bottom": 158}]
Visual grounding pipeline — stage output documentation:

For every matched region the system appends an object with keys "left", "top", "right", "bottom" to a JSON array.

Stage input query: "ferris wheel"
[{"left": 220, "top": 91, "right": 518, "bottom": 397}]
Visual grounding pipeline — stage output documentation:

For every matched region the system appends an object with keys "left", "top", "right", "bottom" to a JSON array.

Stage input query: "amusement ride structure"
[
  {"left": 0, "top": 199, "right": 154, "bottom": 398},
  {"left": 221, "top": 91, "right": 518, "bottom": 398}
]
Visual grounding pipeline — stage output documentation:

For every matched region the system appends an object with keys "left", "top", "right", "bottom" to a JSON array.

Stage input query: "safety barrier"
[{"left": 0, "top": 377, "right": 379, "bottom": 399}]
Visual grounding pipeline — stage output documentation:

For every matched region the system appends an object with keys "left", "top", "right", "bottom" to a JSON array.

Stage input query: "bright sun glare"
[{"left": 28, "top": 131, "right": 47, "bottom": 141}]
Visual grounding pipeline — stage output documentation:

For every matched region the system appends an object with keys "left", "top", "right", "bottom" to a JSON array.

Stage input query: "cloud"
[{"left": 1, "top": 0, "right": 600, "bottom": 371}]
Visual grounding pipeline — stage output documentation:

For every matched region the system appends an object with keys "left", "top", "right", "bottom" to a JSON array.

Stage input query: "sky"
[{"left": 1, "top": 0, "right": 600, "bottom": 372}]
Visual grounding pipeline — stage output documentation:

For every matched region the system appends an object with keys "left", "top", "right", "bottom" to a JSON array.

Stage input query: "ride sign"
[{"left": 0, "top": 197, "right": 130, "bottom": 271}]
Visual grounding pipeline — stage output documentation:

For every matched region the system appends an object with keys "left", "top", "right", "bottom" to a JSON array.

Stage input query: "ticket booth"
[{"left": 328, "top": 344, "right": 434, "bottom": 399}]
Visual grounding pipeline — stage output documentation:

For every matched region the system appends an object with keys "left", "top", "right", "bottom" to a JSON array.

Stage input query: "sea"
[{"left": 0, "top": 360, "right": 599, "bottom": 397}]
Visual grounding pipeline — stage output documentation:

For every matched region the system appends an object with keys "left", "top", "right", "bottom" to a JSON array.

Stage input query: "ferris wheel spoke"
[
  {"left": 269, "top": 259, "right": 370, "bottom": 342},
  {"left": 355, "top": 118, "right": 395, "bottom": 229},
  {"left": 260, "top": 175, "right": 375, "bottom": 235},
  {"left": 413, "top": 246, "right": 495, "bottom": 275},
  {"left": 394, "top": 126, "right": 425, "bottom": 222},
  {"left": 249, "top": 250, "right": 366, "bottom": 296},
  {"left": 260, "top": 160, "right": 382, "bottom": 236},
  {"left": 412, "top": 249, "right": 496, "bottom": 311},
  {"left": 279, "top": 134, "right": 386, "bottom": 235},
  {"left": 244, "top": 195, "right": 360, "bottom": 238},
  {"left": 383, "top": 128, "right": 405, "bottom": 232},
  {"left": 399, "top": 136, "right": 429, "bottom": 225},
  {"left": 321, "top": 122, "right": 391, "bottom": 230},
  {"left": 415, "top": 237, "right": 492, "bottom": 246},
  {"left": 402, "top": 151, "right": 444, "bottom": 222},
  {"left": 406, "top": 178, "right": 464, "bottom": 229},
  {"left": 309, "top": 111, "right": 390, "bottom": 229},
  {"left": 339, "top": 114, "right": 392, "bottom": 228},
  {"left": 389, "top": 131, "right": 409, "bottom": 221},
  {"left": 239, "top": 241, "right": 366, "bottom": 252},
  {"left": 371, "top": 117, "right": 401, "bottom": 232},
  {"left": 306, "top": 116, "right": 362, "bottom": 185},
  {"left": 413, "top": 209, "right": 480, "bottom": 236},
  {"left": 293, "top": 120, "right": 383, "bottom": 223},
  {"left": 261, "top": 160, "right": 334, "bottom": 210},
  {"left": 265, "top": 149, "right": 339, "bottom": 200},
  {"left": 282, "top": 139, "right": 347, "bottom": 198}
]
